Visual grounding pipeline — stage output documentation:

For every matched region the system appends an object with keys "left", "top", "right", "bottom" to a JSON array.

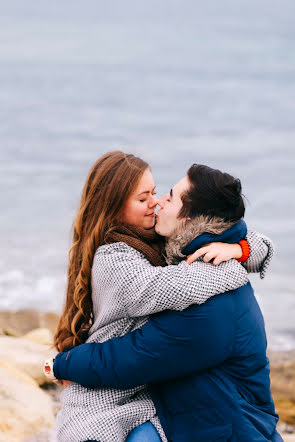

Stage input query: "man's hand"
[
  {"left": 53, "top": 379, "right": 73, "bottom": 388},
  {"left": 61, "top": 380, "right": 73, "bottom": 388},
  {"left": 44, "top": 357, "right": 73, "bottom": 388},
  {"left": 186, "top": 242, "right": 243, "bottom": 266}
]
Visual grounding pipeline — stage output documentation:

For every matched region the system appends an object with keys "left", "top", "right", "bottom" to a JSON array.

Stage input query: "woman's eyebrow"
[
  {"left": 137, "top": 186, "right": 156, "bottom": 196},
  {"left": 170, "top": 188, "right": 173, "bottom": 198}
]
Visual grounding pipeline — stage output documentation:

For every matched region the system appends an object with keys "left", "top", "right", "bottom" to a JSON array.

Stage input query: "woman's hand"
[{"left": 186, "top": 242, "right": 242, "bottom": 266}]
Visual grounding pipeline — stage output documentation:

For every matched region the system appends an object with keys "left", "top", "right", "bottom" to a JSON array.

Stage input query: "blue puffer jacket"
[{"left": 54, "top": 222, "right": 282, "bottom": 442}]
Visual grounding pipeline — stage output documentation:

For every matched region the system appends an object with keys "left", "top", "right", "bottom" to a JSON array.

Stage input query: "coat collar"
[{"left": 165, "top": 216, "right": 247, "bottom": 264}]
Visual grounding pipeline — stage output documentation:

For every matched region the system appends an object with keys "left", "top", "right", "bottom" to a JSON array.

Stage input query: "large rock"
[
  {"left": 23, "top": 328, "right": 54, "bottom": 346},
  {"left": 269, "top": 351, "right": 295, "bottom": 425},
  {"left": 0, "top": 363, "right": 55, "bottom": 442},
  {"left": 0, "top": 336, "right": 56, "bottom": 386},
  {"left": 0, "top": 309, "right": 59, "bottom": 337}
]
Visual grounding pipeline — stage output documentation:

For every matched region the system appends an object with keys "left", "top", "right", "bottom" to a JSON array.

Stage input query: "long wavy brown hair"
[{"left": 54, "top": 151, "right": 149, "bottom": 352}]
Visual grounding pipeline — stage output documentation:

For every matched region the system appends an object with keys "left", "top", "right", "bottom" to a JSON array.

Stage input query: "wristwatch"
[{"left": 43, "top": 357, "right": 57, "bottom": 381}]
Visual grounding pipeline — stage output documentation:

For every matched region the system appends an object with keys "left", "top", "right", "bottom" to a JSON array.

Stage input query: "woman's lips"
[{"left": 146, "top": 212, "right": 155, "bottom": 217}]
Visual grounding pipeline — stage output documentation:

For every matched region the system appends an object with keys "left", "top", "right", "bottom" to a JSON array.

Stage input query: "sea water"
[{"left": 0, "top": 0, "right": 294, "bottom": 350}]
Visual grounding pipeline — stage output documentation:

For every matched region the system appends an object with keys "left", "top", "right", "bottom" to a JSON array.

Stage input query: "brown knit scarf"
[{"left": 105, "top": 224, "right": 166, "bottom": 267}]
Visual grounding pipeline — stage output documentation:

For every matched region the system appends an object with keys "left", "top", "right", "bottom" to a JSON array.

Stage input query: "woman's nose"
[{"left": 149, "top": 194, "right": 159, "bottom": 207}]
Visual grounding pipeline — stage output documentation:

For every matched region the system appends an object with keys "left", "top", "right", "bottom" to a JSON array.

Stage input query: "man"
[{"left": 50, "top": 164, "right": 282, "bottom": 441}]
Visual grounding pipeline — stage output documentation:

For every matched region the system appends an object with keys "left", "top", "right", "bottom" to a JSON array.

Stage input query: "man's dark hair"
[{"left": 179, "top": 164, "right": 245, "bottom": 222}]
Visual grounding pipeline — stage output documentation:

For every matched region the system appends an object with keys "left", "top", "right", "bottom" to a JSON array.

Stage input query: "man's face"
[{"left": 155, "top": 176, "right": 190, "bottom": 237}]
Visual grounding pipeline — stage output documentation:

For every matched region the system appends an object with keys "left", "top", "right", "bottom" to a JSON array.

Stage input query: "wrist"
[
  {"left": 233, "top": 243, "right": 243, "bottom": 260},
  {"left": 43, "top": 357, "right": 57, "bottom": 381},
  {"left": 237, "top": 240, "right": 250, "bottom": 262}
]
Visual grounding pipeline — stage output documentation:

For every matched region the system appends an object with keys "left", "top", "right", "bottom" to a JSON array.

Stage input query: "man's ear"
[{"left": 182, "top": 217, "right": 191, "bottom": 228}]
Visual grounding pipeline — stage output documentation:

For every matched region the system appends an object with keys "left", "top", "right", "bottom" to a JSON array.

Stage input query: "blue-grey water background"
[{"left": 0, "top": 0, "right": 294, "bottom": 350}]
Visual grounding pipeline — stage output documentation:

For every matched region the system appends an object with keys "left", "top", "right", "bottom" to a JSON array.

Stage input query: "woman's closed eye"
[{"left": 140, "top": 192, "right": 157, "bottom": 202}]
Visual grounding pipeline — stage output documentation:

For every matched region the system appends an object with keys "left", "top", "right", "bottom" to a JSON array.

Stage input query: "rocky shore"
[{"left": 0, "top": 309, "right": 294, "bottom": 441}]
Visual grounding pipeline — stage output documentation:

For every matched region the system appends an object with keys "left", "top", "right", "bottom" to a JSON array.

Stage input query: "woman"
[{"left": 50, "top": 151, "right": 272, "bottom": 442}]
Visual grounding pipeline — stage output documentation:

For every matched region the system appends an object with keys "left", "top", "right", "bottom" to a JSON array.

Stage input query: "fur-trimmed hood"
[{"left": 165, "top": 215, "right": 236, "bottom": 264}]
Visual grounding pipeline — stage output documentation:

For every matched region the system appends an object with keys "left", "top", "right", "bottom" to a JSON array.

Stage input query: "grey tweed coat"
[{"left": 56, "top": 229, "right": 273, "bottom": 442}]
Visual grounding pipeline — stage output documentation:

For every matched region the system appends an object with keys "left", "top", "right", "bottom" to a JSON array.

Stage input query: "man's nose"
[{"left": 158, "top": 193, "right": 169, "bottom": 208}]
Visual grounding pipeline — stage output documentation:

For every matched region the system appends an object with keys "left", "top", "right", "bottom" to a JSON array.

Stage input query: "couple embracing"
[{"left": 44, "top": 151, "right": 282, "bottom": 442}]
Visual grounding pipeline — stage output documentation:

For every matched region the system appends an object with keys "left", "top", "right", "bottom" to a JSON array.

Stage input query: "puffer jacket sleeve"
[
  {"left": 243, "top": 230, "right": 274, "bottom": 279},
  {"left": 93, "top": 243, "right": 248, "bottom": 318},
  {"left": 53, "top": 292, "right": 236, "bottom": 388}
]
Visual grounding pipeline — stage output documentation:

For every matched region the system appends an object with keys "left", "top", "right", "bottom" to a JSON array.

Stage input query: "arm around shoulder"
[
  {"left": 95, "top": 243, "right": 248, "bottom": 318},
  {"left": 243, "top": 230, "right": 274, "bottom": 278}
]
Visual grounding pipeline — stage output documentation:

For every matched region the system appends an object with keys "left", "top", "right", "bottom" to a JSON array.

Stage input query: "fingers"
[
  {"left": 53, "top": 380, "right": 63, "bottom": 386},
  {"left": 212, "top": 256, "right": 224, "bottom": 266},
  {"left": 185, "top": 243, "right": 238, "bottom": 265},
  {"left": 186, "top": 243, "right": 232, "bottom": 265},
  {"left": 203, "top": 251, "right": 216, "bottom": 263},
  {"left": 185, "top": 247, "right": 209, "bottom": 264},
  {"left": 185, "top": 254, "right": 193, "bottom": 264}
]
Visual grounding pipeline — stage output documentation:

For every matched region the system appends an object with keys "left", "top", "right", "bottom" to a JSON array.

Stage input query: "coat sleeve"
[
  {"left": 243, "top": 230, "right": 274, "bottom": 279},
  {"left": 93, "top": 243, "right": 248, "bottom": 318},
  {"left": 53, "top": 293, "right": 235, "bottom": 388}
]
